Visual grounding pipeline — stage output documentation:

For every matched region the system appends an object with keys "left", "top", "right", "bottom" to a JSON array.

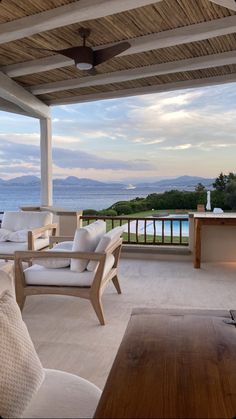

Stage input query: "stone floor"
[{"left": 22, "top": 257, "right": 236, "bottom": 390}]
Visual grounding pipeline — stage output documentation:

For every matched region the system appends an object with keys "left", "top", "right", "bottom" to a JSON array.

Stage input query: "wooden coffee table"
[{"left": 94, "top": 308, "right": 236, "bottom": 418}]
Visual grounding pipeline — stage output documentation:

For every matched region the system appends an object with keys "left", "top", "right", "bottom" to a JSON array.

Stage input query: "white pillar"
[{"left": 40, "top": 118, "right": 53, "bottom": 206}]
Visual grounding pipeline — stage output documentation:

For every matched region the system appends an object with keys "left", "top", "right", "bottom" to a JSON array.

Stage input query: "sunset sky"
[{"left": 0, "top": 82, "right": 235, "bottom": 182}]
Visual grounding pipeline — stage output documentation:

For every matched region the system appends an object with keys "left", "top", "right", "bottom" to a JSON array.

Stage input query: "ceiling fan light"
[
  {"left": 76, "top": 62, "right": 93, "bottom": 70},
  {"left": 74, "top": 46, "right": 93, "bottom": 71}
]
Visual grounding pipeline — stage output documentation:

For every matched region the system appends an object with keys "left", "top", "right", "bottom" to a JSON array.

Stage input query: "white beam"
[
  {"left": 209, "top": 0, "right": 236, "bottom": 11},
  {"left": 0, "top": 97, "right": 32, "bottom": 116},
  {"left": 0, "top": 71, "right": 50, "bottom": 118},
  {"left": 30, "top": 51, "right": 236, "bottom": 95},
  {"left": 0, "top": 0, "right": 161, "bottom": 45},
  {"left": 2, "top": 14, "right": 236, "bottom": 78},
  {"left": 47, "top": 73, "right": 236, "bottom": 106},
  {"left": 40, "top": 118, "right": 53, "bottom": 207}
]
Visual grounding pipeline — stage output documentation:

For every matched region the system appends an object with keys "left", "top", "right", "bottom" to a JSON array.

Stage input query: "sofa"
[{"left": 0, "top": 211, "right": 57, "bottom": 259}]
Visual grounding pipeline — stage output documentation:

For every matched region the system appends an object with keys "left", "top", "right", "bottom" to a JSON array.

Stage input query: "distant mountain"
[
  {"left": 136, "top": 175, "right": 213, "bottom": 191},
  {"left": 6, "top": 176, "right": 40, "bottom": 185},
  {"left": 0, "top": 175, "right": 213, "bottom": 191},
  {"left": 53, "top": 176, "right": 107, "bottom": 187}
]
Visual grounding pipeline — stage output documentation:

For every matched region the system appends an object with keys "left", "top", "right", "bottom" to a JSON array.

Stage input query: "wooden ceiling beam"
[
  {"left": 31, "top": 51, "right": 236, "bottom": 95},
  {"left": 0, "top": 71, "right": 50, "bottom": 118},
  {"left": 209, "top": 0, "right": 236, "bottom": 11},
  {"left": 0, "top": 0, "right": 161, "bottom": 45},
  {"left": 2, "top": 15, "right": 236, "bottom": 78},
  {"left": 47, "top": 73, "right": 236, "bottom": 106}
]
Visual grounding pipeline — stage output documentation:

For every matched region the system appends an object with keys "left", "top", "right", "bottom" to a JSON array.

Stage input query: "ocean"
[{"left": 0, "top": 185, "right": 159, "bottom": 212}]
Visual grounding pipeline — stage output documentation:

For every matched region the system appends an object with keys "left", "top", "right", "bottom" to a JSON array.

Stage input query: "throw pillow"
[
  {"left": 87, "top": 226, "right": 124, "bottom": 271},
  {"left": 70, "top": 220, "right": 106, "bottom": 272},
  {"left": 0, "top": 228, "right": 11, "bottom": 242},
  {"left": 7, "top": 229, "right": 28, "bottom": 243},
  {"left": 34, "top": 242, "right": 71, "bottom": 269},
  {"left": 0, "top": 291, "right": 45, "bottom": 419}
]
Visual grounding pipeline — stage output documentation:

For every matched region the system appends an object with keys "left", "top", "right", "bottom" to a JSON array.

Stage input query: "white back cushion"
[
  {"left": 2, "top": 211, "right": 52, "bottom": 232},
  {"left": 87, "top": 226, "right": 124, "bottom": 271},
  {"left": 70, "top": 220, "right": 106, "bottom": 272}
]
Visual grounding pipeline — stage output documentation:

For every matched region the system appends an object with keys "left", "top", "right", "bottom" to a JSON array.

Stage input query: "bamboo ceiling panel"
[
  {"left": 0, "top": 0, "right": 234, "bottom": 67},
  {"left": 0, "top": 0, "right": 235, "bottom": 105},
  {"left": 0, "top": 0, "right": 77, "bottom": 24},
  {"left": 39, "top": 64, "right": 236, "bottom": 103},
  {"left": 15, "top": 34, "right": 236, "bottom": 88}
]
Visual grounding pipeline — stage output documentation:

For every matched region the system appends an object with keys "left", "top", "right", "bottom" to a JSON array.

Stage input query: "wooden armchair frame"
[
  {"left": 0, "top": 223, "right": 58, "bottom": 260},
  {"left": 14, "top": 238, "right": 122, "bottom": 325}
]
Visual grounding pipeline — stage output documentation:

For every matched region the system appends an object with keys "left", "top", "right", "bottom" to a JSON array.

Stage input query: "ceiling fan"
[{"left": 34, "top": 28, "right": 131, "bottom": 73}]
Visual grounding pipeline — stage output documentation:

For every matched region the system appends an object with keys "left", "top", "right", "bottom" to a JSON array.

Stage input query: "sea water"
[{"left": 0, "top": 185, "right": 159, "bottom": 211}]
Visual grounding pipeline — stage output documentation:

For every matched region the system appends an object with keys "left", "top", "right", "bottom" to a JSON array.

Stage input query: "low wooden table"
[{"left": 94, "top": 308, "right": 236, "bottom": 419}]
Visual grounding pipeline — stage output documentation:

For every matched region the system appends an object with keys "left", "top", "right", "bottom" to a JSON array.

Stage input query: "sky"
[{"left": 0, "top": 82, "right": 236, "bottom": 182}]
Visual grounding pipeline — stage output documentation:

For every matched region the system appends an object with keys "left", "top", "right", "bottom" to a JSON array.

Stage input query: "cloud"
[
  {"left": 1, "top": 83, "right": 236, "bottom": 180},
  {"left": 0, "top": 139, "right": 153, "bottom": 179},
  {"left": 161, "top": 143, "right": 192, "bottom": 150}
]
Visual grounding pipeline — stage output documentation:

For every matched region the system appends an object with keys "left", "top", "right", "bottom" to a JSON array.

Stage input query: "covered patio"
[
  {"left": 22, "top": 257, "right": 236, "bottom": 389},
  {"left": 0, "top": 1, "right": 236, "bottom": 418},
  {"left": 0, "top": 0, "right": 235, "bottom": 206}
]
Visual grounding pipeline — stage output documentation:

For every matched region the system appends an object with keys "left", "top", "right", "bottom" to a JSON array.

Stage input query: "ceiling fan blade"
[
  {"left": 58, "top": 46, "right": 81, "bottom": 60},
  {"left": 93, "top": 41, "right": 130, "bottom": 66}
]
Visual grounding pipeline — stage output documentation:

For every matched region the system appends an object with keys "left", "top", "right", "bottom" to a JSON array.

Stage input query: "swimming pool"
[
  {"left": 123, "top": 215, "right": 189, "bottom": 237},
  {"left": 145, "top": 215, "right": 189, "bottom": 237}
]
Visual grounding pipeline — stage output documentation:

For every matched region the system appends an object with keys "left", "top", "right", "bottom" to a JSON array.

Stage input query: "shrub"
[
  {"left": 83, "top": 209, "right": 99, "bottom": 215},
  {"left": 98, "top": 209, "right": 118, "bottom": 216},
  {"left": 113, "top": 202, "right": 133, "bottom": 215},
  {"left": 224, "top": 181, "right": 236, "bottom": 210}
]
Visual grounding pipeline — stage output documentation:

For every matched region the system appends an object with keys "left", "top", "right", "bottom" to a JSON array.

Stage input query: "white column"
[{"left": 40, "top": 118, "right": 53, "bottom": 206}]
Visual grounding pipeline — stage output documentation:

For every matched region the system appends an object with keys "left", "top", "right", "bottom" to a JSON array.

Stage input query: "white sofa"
[
  {"left": 15, "top": 220, "right": 124, "bottom": 325},
  {"left": 0, "top": 211, "right": 57, "bottom": 259}
]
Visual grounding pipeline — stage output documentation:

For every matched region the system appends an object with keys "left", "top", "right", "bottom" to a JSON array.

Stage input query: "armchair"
[
  {"left": 15, "top": 234, "right": 122, "bottom": 325},
  {"left": 0, "top": 211, "right": 57, "bottom": 260}
]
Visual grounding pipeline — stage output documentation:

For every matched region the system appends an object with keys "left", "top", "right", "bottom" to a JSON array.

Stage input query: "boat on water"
[{"left": 125, "top": 184, "right": 136, "bottom": 190}]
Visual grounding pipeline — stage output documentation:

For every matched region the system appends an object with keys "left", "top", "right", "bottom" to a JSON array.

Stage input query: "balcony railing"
[
  {"left": 0, "top": 212, "right": 189, "bottom": 245},
  {"left": 81, "top": 215, "right": 189, "bottom": 246}
]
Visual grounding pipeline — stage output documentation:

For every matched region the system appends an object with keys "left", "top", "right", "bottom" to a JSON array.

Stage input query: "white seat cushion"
[
  {"left": 24, "top": 254, "right": 115, "bottom": 286},
  {"left": 87, "top": 226, "right": 124, "bottom": 271},
  {"left": 23, "top": 369, "right": 101, "bottom": 419},
  {"left": 0, "top": 238, "right": 49, "bottom": 254},
  {"left": 71, "top": 220, "right": 106, "bottom": 272}
]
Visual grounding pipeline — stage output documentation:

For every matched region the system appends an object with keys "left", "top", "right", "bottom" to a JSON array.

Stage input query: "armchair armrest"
[
  {"left": 28, "top": 223, "right": 58, "bottom": 250},
  {"left": 49, "top": 235, "right": 74, "bottom": 247},
  {"left": 15, "top": 250, "right": 106, "bottom": 262}
]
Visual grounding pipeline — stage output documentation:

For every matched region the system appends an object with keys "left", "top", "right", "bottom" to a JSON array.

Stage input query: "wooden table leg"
[{"left": 194, "top": 219, "right": 201, "bottom": 269}]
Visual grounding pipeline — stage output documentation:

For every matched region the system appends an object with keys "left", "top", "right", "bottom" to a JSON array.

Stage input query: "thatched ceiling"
[{"left": 0, "top": 0, "right": 235, "bottom": 109}]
